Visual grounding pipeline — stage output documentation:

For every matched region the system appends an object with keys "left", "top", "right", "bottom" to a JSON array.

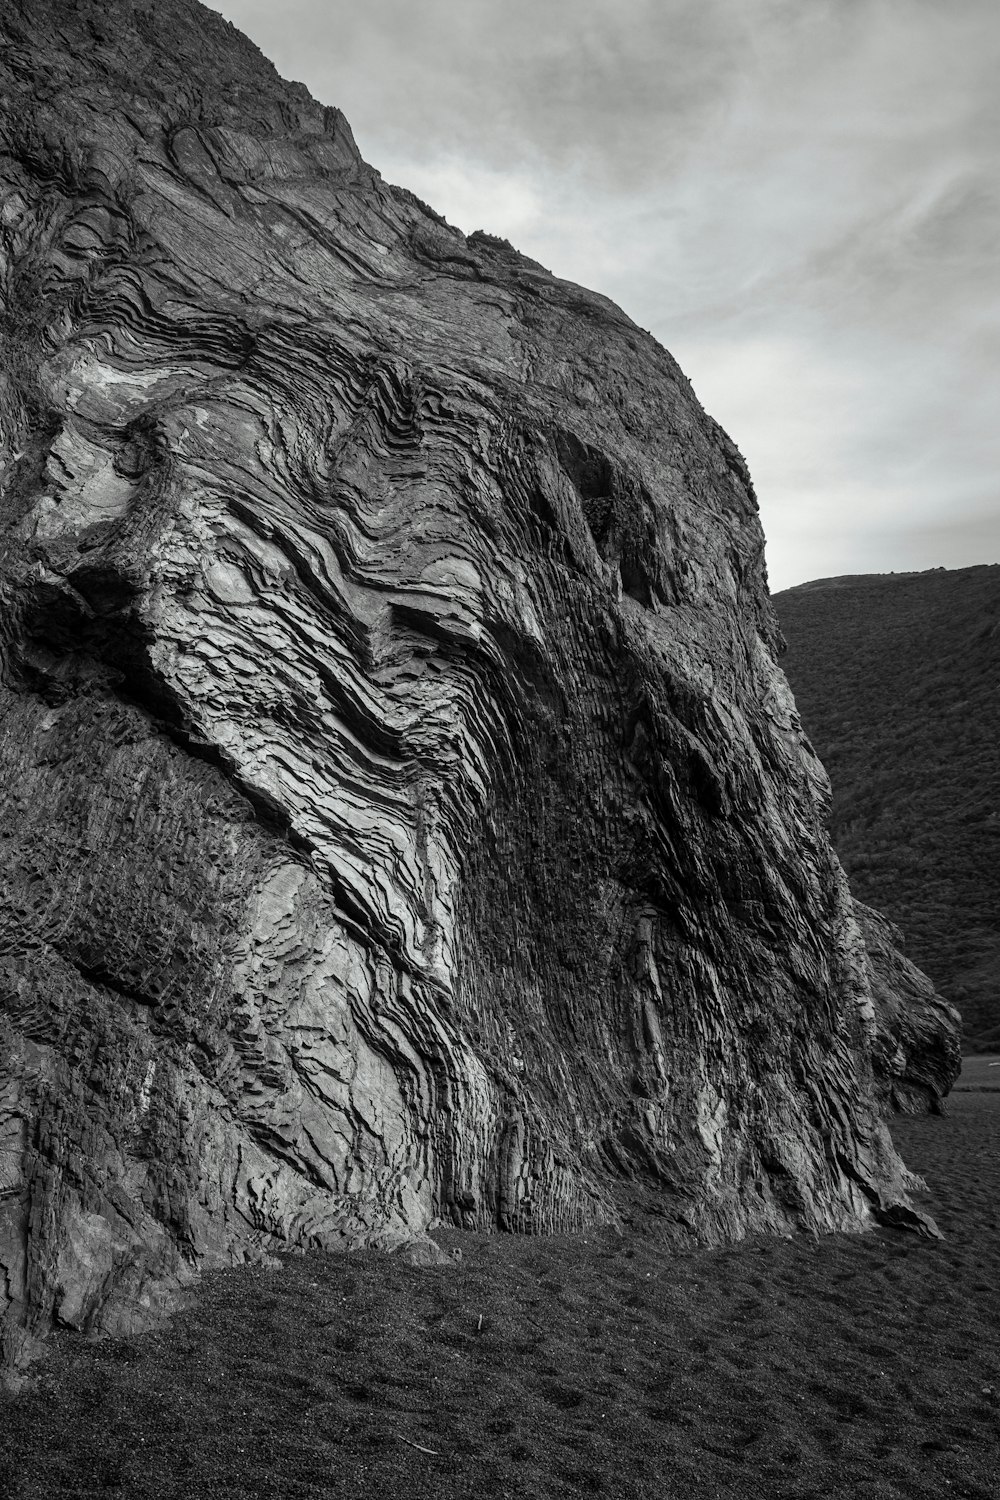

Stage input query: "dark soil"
[{"left": 3, "top": 1087, "right": 999, "bottom": 1499}]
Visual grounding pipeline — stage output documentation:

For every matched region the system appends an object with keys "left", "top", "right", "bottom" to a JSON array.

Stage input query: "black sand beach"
[{"left": 2, "top": 1064, "right": 999, "bottom": 1499}]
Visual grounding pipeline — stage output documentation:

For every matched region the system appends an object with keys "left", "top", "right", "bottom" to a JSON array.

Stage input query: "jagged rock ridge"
[{"left": 0, "top": 0, "right": 958, "bottom": 1371}]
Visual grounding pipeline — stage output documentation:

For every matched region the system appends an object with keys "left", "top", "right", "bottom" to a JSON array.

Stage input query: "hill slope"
[{"left": 776, "top": 565, "right": 1000, "bottom": 1045}]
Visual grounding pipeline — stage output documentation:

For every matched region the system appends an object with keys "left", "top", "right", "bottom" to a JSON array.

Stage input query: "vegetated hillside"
[{"left": 776, "top": 565, "right": 1000, "bottom": 1047}]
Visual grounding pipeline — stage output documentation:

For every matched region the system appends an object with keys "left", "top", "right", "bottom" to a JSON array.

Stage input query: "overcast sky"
[{"left": 212, "top": 0, "right": 999, "bottom": 591}]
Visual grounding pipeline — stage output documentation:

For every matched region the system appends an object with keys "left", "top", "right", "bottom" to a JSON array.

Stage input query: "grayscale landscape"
[{"left": 0, "top": 2, "right": 995, "bottom": 1497}]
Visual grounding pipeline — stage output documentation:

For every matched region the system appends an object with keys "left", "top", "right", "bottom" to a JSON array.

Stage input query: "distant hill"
[{"left": 775, "top": 565, "right": 1000, "bottom": 1048}]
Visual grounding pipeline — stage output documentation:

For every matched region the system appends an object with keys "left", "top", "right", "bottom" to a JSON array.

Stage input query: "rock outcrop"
[
  {"left": 0, "top": 0, "right": 958, "bottom": 1371},
  {"left": 857, "top": 905, "right": 962, "bottom": 1115}
]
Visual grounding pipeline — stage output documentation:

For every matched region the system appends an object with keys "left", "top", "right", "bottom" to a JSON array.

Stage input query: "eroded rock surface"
[
  {"left": 0, "top": 0, "right": 958, "bottom": 1370},
  {"left": 859, "top": 905, "right": 962, "bottom": 1115}
]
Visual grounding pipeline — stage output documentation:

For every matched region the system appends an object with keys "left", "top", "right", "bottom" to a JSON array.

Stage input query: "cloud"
[
  {"left": 677, "top": 328, "right": 1000, "bottom": 588},
  {"left": 214, "top": 0, "right": 746, "bottom": 182},
  {"left": 212, "top": 0, "right": 1000, "bottom": 590},
  {"left": 876, "top": 507, "right": 1000, "bottom": 575}
]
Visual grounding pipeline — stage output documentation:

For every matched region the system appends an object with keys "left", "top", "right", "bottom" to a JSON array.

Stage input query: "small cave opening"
[
  {"left": 555, "top": 428, "right": 616, "bottom": 545},
  {"left": 620, "top": 556, "right": 653, "bottom": 607}
]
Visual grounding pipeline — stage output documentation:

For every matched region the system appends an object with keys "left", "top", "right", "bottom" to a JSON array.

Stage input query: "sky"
[{"left": 211, "top": 0, "right": 1000, "bottom": 591}]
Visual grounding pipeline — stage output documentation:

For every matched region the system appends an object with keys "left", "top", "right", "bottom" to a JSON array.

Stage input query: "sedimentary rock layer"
[{"left": 0, "top": 0, "right": 958, "bottom": 1370}]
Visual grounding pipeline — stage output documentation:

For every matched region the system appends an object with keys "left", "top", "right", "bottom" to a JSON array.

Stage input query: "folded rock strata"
[{"left": 0, "top": 0, "right": 959, "bottom": 1371}]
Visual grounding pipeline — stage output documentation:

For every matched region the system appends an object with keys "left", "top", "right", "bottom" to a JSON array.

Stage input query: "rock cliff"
[{"left": 0, "top": 0, "right": 958, "bottom": 1371}]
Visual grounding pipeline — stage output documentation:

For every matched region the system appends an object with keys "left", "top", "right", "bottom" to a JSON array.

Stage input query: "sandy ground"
[
  {"left": 953, "top": 1054, "right": 1000, "bottom": 1091},
  {"left": 2, "top": 1066, "right": 999, "bottom": 1499}
]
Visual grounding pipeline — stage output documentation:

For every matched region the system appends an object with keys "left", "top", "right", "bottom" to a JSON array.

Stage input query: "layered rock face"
[{"left": 0, "top": 0, "right": 958, "bottom": 1370}]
